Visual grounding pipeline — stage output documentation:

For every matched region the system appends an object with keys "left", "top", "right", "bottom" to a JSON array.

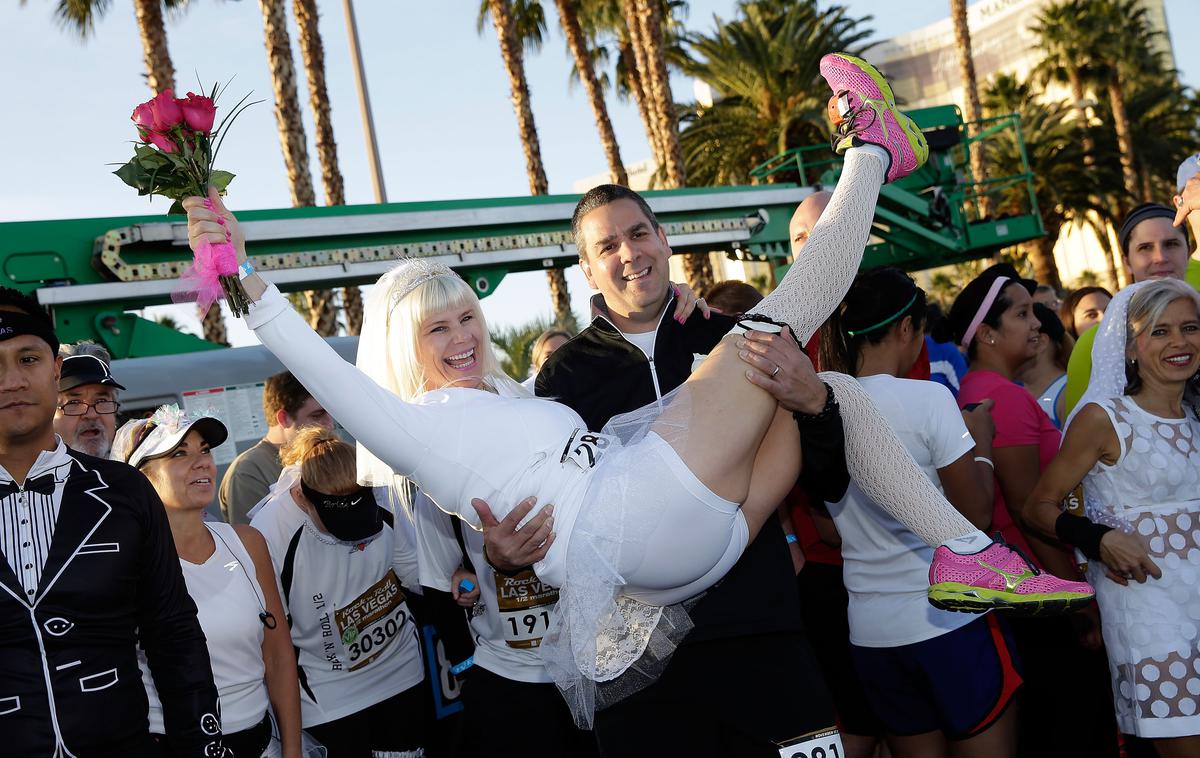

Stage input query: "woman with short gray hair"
[{"left": 1025, "top": 278, "right": 1200, "bottom": 752}]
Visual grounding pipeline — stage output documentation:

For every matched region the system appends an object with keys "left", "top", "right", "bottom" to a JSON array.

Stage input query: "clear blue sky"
[{"left": 3, "top": 0, "right": 1198, "bottom": 344}]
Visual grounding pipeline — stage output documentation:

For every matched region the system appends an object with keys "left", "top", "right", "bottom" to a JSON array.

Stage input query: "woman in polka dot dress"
[{"left": 1025, "top": 278, "right": 1200, "bottom": 755}]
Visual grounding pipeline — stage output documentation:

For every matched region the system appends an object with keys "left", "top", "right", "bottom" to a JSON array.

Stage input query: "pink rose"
[
  {"left": 131, "top": 102, "right": 156, "bottom": 131},
  {"left": 145, "top": 130, "right": 178, "bottom": 154},
  {"left": 146, "top": 89, "right": 184, "bottom": 131},
  {"left": 177, "top": 92, "right": 217, "bottom": 134}
]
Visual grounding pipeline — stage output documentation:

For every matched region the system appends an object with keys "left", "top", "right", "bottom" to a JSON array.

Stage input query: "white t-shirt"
[
  {"left": 827, "top": 375, "right": 979, "bottom": 648},
  {"left": 414, "top": 491, "right": 558, "bottom": 684},
  {"left": 251, "top": 489, "right": 425, "bottom": 727},
  {"left": 620, "top": 328, "right": 657, "bottom": 359}
]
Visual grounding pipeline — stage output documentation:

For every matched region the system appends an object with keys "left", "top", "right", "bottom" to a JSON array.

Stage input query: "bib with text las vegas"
[
  {"left": 495, "top": 569, "right": 559, "bottom": 649},
  {"left": 335, "top": 568, "right": 412, "bottom": 670},
  {"left": 777, "top": 727, "right": 844, "bottom": 758}
]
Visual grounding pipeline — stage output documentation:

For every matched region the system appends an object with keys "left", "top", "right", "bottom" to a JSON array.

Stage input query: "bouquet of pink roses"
[{"left": 114, "top": 83, "right": 259, "bottom": 316}]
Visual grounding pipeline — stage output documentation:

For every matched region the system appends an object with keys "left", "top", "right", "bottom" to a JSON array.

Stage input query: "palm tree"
[
  {"left": 43, "top": 0, "right": 232, "bottom": 345},
  {"left": 983, "top": 74, "right": 1117, "bottom": 290},
  {"left": 1089, "top": 0, "right": 1162, "bottom": 202},
  {"left": 1028, "top": 0, "right": 1097, "bottom": 155},
  {"left": 577, "top": 0, "right": 690, "bottom": 174},
  {"left": 679, "top": 0, "right": 872, "bottom": 186},
  {"left": 492, "top": 316, "right": 554, "bottom": 380},
  {"left": 621, "top": 0, "right": 684, "bottom": 187},
  {"left": 479, "top": 0, "right": 574, "bottom": 325},
  {"left": 949, "top": 0, "right": 992, "bottom": 219},
  {"left": 257, "top": 0, "right": 340, "bottom": 336},
  {"left": 556, "top": 0, "right": 628, "bottom": 185},
  {"left": 292, "top": 0, "right": 363, "bottom": 335},
  {"left": 616, "top": 0, "right": 715, "bottom": 289}
]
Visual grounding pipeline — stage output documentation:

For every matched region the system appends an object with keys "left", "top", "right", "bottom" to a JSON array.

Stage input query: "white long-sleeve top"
[{"left": 244, "top": 284, "right": 593, "bottom": 584}]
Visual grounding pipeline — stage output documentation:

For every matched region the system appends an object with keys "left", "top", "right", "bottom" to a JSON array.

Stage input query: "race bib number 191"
[
  {"left": 495, "top": 569, "right": 559, "bottom": 649},
  {"left": 777, "top": 728, "right": 844, "bottom": 758}
]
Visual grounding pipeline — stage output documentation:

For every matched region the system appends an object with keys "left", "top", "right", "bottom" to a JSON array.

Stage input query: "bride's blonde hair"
[
  {"left": 356, "top": 259, "right": 528, "bottom": 496},
  {"left": 360, "top": 259, "right": 524, "bottom": 401}
]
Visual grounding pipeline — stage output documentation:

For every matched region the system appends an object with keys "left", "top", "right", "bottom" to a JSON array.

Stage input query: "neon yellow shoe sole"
[{"left": 929, "top": 582, "right": 1095, "bottom": 617}]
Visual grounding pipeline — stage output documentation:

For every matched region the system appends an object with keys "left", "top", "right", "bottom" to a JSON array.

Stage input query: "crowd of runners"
[{"left": 2, "top": 53, "right": 1199, "bottom": 758}]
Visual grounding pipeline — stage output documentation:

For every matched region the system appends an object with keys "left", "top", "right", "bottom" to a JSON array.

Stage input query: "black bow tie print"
[{"left": 0, "top": 473, "right": 57, "bottom": 498}]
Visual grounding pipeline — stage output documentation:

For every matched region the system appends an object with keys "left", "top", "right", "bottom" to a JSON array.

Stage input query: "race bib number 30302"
[
  {"left": 777, "top": 727, "right": 844, "bottom": 758},
  {"left": 334, "top": 569, "right": 410, "bottom": 671}
]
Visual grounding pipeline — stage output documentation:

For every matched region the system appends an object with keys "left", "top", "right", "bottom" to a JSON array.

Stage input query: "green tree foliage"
[
  {"left": 982, "top": 73, "right": 1117, "bottom": 288},
  {"left": 677, "top": 0, "right": 873, "bottom": 186},
  {"left": 492, "top": 314, "right": 577, "bottom": 380}
]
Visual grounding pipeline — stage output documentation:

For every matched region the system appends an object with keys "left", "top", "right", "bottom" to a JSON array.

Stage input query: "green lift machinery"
[
  {"left": 0, "top": 104, "right": 1043, "bottom": 359},
  {"left": 750, "top": 104, "right": 1045, "bottom": 278}
]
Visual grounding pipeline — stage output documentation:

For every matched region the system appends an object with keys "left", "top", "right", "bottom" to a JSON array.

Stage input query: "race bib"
[
  {"left": 777, "top": 727, "right": 844, "bottom": 758},
  {"left": 561, "top": 429, "right": 616, "bottom": 471},
  {"left": 335, "top": 569, "right": 411, "bottom": 671},
  {"left": 494, "top": 568, "right": 559, "bottom": 649}
]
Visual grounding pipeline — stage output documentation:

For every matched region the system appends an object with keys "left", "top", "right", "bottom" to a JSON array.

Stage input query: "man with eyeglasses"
[{"left": 54, "top": 350, "right": 124, "bottom": 458}]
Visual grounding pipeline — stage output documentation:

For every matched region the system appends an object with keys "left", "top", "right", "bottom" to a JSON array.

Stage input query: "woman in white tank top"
[{"left": 113, "top": 406, "right": 302, "bottom": 758}]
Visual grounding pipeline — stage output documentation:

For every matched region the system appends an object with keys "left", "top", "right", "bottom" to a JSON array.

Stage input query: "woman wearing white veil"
[{"left": 1024, "top": 278, "right": 1200, "bottom": 751}]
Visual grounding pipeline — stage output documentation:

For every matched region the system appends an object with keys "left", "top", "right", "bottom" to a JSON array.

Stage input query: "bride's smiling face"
[{"left": 416, "top": 305, "right": 486, "bottom": 390}]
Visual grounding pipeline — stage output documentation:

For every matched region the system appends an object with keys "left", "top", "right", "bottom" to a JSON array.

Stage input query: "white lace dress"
[{"left": 1084, "top": 396, "right": 1200, "bottom": 738}]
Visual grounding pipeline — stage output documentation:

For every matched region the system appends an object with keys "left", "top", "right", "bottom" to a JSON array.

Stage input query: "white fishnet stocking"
[
  {"left": 821, "top": 371, "right": 979, "bottom": 544},
  {"left": 748, "top": 147, "right": 885, "bottom": 345},
  {"left": 751, "top": 146, "right": 983, "bottom": 546}
]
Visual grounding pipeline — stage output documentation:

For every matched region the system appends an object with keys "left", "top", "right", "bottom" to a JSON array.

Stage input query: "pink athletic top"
[{"left": 958, "top": 370, "right": 1062, "bottom": 564}]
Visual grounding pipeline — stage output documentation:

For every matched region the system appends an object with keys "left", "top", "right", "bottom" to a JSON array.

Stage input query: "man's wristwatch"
[{"left": 793, "top": 381, "right": 837, "bottom": 422}]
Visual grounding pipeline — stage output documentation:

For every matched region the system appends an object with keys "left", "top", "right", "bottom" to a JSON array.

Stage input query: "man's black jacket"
[
  {"left": 535, "top": 294, "right": 850, "bottom": 640},
  {"left": 0, "top": 451, "right": 221, "bottom": 757}
]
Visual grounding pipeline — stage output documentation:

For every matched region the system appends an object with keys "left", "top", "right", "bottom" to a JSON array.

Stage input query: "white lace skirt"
[
  {"left": 539, "top": 387, "right": 748, "bottom": 728},
  {"left": 1090, "top": 502, "right": 1200, "bottom": 738}
]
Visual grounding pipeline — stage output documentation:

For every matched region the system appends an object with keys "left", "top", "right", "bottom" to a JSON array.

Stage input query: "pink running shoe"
[
  {"left": 819, "top": 52, "right": 928, "bottom": 183},
  {"left": 928, "top": 541, "right": 1095, "bottom": 616}
]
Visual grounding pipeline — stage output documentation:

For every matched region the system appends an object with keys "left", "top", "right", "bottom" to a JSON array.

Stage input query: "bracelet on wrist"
[
  {"left": 793, "top": 382, "right": 838, "bottom": 423},
  {"left": 450, "top": 656, "right": 474, "bottom": 676},
  {"left": 974, "top": 456, "right": 994, "bottom": 470},
  {"left": 785, "top": 533, "right": 798, "bottom": 545},
  {"left": 482, "top": 544, "right": 528, "bottom": 578},
  {"left": 237, "top": 260, "right": 256, "bottom": 280}
]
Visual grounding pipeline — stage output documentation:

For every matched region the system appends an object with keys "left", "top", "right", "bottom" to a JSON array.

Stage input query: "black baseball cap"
[{"left": 59, "top": 354, "right": 126, "bottom": 392}]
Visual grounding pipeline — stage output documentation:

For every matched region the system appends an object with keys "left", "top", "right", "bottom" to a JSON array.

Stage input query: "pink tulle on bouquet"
[{"left": 173, "top": 237, "right": 238, "bottom": 314}]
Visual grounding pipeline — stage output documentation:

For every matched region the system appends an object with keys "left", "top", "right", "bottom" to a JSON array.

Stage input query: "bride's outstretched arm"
[{"left": 182, "top": 190, "right": 425, "bottom": 480}]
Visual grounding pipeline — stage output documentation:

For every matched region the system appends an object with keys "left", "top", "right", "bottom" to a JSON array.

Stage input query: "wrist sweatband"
[{"left": 1054, "top": 511, "right": 1113, "bottom": 561}]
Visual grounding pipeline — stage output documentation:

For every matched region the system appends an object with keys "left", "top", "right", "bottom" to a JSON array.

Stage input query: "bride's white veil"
[{"left": 353, "top": 259, "right": 529, "bottom": 500}]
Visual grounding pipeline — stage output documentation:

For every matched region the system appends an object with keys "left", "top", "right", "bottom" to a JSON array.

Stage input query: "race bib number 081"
[{"left": 778, "top": 728, "right": 844, "bottom": 758}]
